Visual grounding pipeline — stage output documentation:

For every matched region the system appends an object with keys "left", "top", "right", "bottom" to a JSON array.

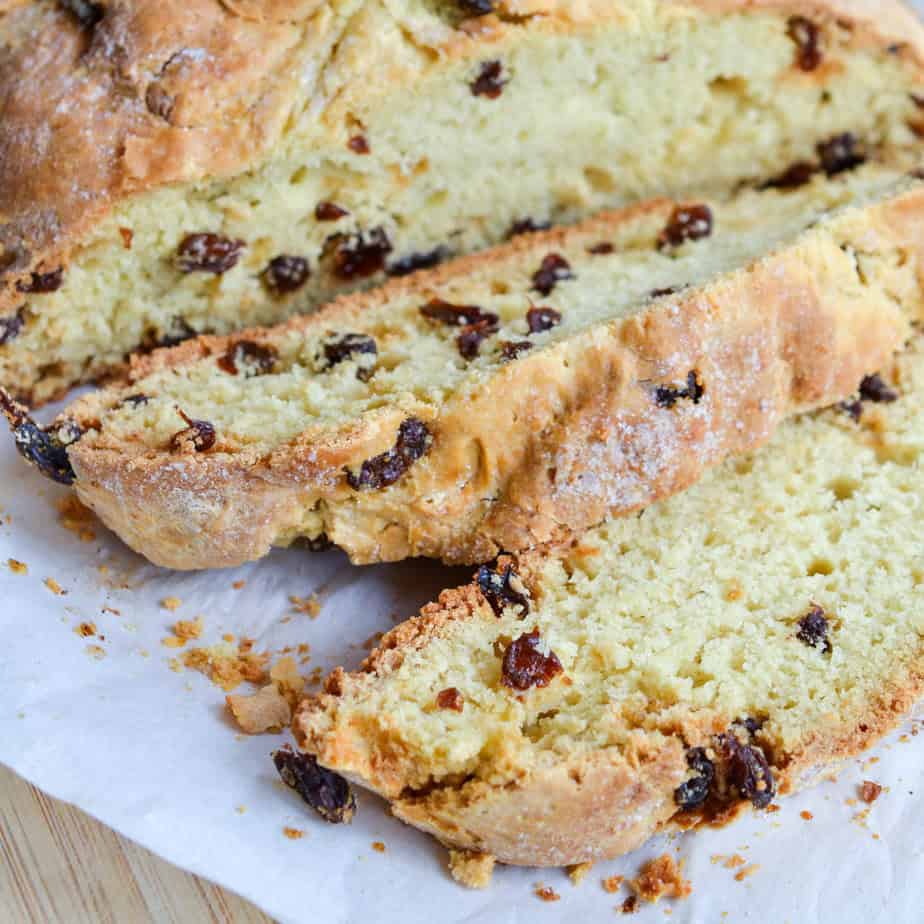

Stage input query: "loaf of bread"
[
  {"left": 11, "top": 163, "right": 924, "bottom": 570},
  {"left": 293, "top": 333, "right": 924, "bottom": 869},
  {"left": 2, "top": 1, "right": 924, "bottom": 403}
]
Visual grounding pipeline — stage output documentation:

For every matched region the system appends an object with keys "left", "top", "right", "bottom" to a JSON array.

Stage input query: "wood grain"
[{"left": 0, "top": 764, "right": 274, "bottom": 924}]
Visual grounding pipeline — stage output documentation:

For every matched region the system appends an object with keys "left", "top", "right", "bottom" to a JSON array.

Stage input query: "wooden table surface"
[{"left": 0, "top": 764, "right": 274, "bottom": 923}]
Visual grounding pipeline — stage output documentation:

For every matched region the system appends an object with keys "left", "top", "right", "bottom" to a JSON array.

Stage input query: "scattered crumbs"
[
  {"left": 85, "top": 644, "right": 106, "bottom": 660},
  {"left": 362, "top": 631, "right": 385, "bottom": 651},
  {"left": 629, "top": 855, "right": 691, "bottom": 903},
  {"left": 853, "top": 807, "right": 871, "bottom": 827},
  {"left": 845, "top": 797, "right": 857, "bottom": 807},
  {"left": 900, "top": 734, "right": 910, "bottom": 744},
  {"left": 56, "top": 496, "right": 96, "bottom": 542},
  {"left": 97, "top": 564, "right": 109, "bottom": 576},
  {"left": 168, "top": 657, "right": 183, "bottom": 673},
  {"left": 164, "top": 616, "right": 205, "bottom": 648},
  {"left": 282, "top": 827, "right": 304, "bottom": 840},
  {"left": 800, "top": 810, "right": 813, "bottom": 821},
  {"left": 7, "top": 558, "right": 27, "bottom": 575},
  {"left": 289, "top": 593, "right": 321, "bottom": 618},
  {"left": 863, "top": 756, "right": 880, "bottom": 769},
  {"left": 602, "top": 875, "right": 625, "bottom": 893},
  {"left": 711, "top": 854, "right": 746, "bottom": 870},
  {"left": 270, "top": 656, "right": 306, "bottom": 707},
  {"left": 223, "top": 633, "right": 235, "bottom": 643},
  {"left": 872, "top": 833, "right": 881, "bottom": 841},
  {"left": 180, "top": 642, "right": 270, "bottom": 691},
  {"left": 235, "top": 805, "right": 246, "bottom": 814},
  {"left": 448, "top": 850, "right": 495, "bottom": 889},
  {"left": 44, "top": 577, "right": 65, "bottom": 595},
  {"left": 297, "top": 643, "right": 310, "bottom": 656},
  {"left": 280, "top": 616, "right": 292, "bottom": 624},
  {"left": 621, "top": 895, "right": 639, "bottom": 914},
  {"left": 734, "top": 865, "right": 760, "bottom": 883},
  {"left": 372, "top": 841, "right": 386, "bottom": 853},
  {"left": 226, "top": 683, "right": 291, "bottom": 734},
  {"left": 232, "top": 580, "right": 246, "bottom": 590},
  {"left": 160, "top": 596, "right": 182, "bottom": 611},
  {"left": 860, "top": 780, "right": 883, "bottom": 804},
  {"left": 765, "top": 803, "right": 780, "bottom": 813},
  {"left": 534, "top": 884, "right": 560, "bottom": 903},
  {"left": 568, "top": 862, "right": 593, "bottom": 886},
  {"left": 75, "top": 621, "right": 97, "bottom": 638},
  {"left": 102, "top": 606, "right": 121, "bottom": 617}
]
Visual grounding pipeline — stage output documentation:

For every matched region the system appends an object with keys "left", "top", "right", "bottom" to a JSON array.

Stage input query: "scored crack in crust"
[
  {"left": 2, "top": 0, "right": 924, "bottom": 402},
  {"left": 292, "top": 335, "right": 924, "bottom": 867},
  {"left": 26, "top": 165, "right": 924, "bottom": 569}
]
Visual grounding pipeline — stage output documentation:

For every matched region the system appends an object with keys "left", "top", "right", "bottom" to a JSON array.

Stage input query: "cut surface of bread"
[
  {"left": 34, "top": 163, "right": 924, "bottom": 569},
  {"left": 3, "top": 1, "right": 924, "bottom": 402},
  {"left": 294, "top": 335, "right": 924, "bottom": 868}
]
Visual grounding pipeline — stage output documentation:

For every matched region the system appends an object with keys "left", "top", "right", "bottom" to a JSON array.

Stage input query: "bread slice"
[
  {"left": 2, "top": 1, "right": 924, "bottom": 403},
  {"left": 18, "top": 163, "right": 924, "bottom": 570},
  {"left": 293, "top": 333, "right": 924, "bottom": 869}
]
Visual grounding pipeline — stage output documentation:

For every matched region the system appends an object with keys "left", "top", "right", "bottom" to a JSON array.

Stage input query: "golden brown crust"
[{"left": 66, "top": 181, "right": 924, "bottom": 569}]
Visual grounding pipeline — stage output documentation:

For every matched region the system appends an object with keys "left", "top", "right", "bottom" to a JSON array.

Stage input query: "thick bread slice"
[
  {"left": 2, "top": 1, "right": 924, "bottom": 402},
  {"left": 294, "top": 334, "right": 924, "bottom": 868},
  {"left": 35, "top": 164, "right": 924, "bottom": 569}
]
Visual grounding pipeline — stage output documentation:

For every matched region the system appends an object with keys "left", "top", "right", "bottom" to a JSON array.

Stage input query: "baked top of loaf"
[
  {"left": 25, "top": 162, "right": 924, "bottom": 569},
  {"left": 2, "top": 1, "right": 924, "bottom": 402},
  {"left": 294, "top": 333, "right": 924, "bottom": 868}
]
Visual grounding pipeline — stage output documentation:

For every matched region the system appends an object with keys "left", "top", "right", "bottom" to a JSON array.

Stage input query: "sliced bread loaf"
[
  {"left": 293, "top": 333, "right": 924, "bottom": 869},
  {"left": 14, "top": 163, "right": 924, "bottom": 569},
  {"left": 2, "top": 1, "right": 924, "bottom": 402}
]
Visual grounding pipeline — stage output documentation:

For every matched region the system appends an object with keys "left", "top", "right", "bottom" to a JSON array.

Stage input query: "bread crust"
[{"left": 65, "top": 181, "right": 924, "bottom": 568}]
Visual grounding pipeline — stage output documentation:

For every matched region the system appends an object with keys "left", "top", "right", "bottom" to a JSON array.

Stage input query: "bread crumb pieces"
[
  {"left": 85, "top": 644, "right": 106, "bottom": 660},
  {"left": 232, "top": 580, "right": 246, "bottom": 590},
  {"left": 102, "top": 606, "right": 121, "bottom": 617},
  {"left": 800, "top": 810, "right": 813, "bottom": 821},
  {"left": 7, "top": 558, "right": 27, "bottom": 575},
  {"left": 372, "top": 841, "right": 386, "bottom": 853},
  {"left": 226, "top": 683, "right": 292, "bottom": 733},
  {"left": 270, "top": 656, "right": 306, "bottom": 707},
  {"left": 711, "top": 854, "right": 746, "bottom": 869},
  {"left": 222, "top": 633, "right": 235, "bottom": 643},
  {"left": 629, "top": 855, "right": 691, "bottom": 903},
  {"left": 534, "top": 884, "right": 560, "bottom": 902},
  {"left": 43, "top": 577, "right": 65, "bottom": 595},
  {"left": 289, "top": 593, "right": 321, "bottom": 618},
  {"left": 568, "top": 862, "right": 593, "bottom": 885},
  {"left": 282, "top": 827, "right": 304, "bottom": 840},
  {"left": 448, "top": 850, "right": 495, "bottom": 889},
  {"left": 602, "top": 875, "right": 625, "bottom": 893},
  {"left": 734, "top": 864, "right": 760, "bottom": 882},
  {"left": 174, "top": 616, "right": 204, "bottom": 640},
  {"left": 56, "top": 496, "right": 96, "bottom": 542},
  {"left": 765, "top": 803, "right": 780, "bottom": 813},
  {"left": 235, "top": 805, "right": 246, "bottom": 814},
  {"left": 161, "top": 596, "right": 182, "bottom": 611},
  {"left": 75, "top": 621, "right": 97, "bottom": 638},
  {"left": 860, "top": 780, "right": 883, "bottom": 804},
  {"left": 621, "top": 895, "right": 639, "bottom": 914},
  {"left": 181, "top": 643, "right": 270, "bottom": 691}
]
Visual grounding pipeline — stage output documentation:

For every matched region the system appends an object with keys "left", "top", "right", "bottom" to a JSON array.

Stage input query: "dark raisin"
[
  {"left": 120, "top": 393, "right": 150, "bottom": 408},
  {"left": 470, "top": 60, "right": 507, "bottom": 99},
  {"left": 217, "top": 341, "right": 278, "bottom": 377},
  {"left": 436, "top": 687, "right": 465, "bottom": 712},
  {"left": 303, "top": 533, "right": 333, "bottom": 552},
  {"left": 262, "top": 255, "right": 310, "bottom": 296},
  {"left": 477, "top": 563, "right": 530, "bottom": 617},
  {"left": 674, "top": 747, "right": 716, "bottom": 809},
  {"left": 327, "top": 228, "right": 392, "bottom": 280},
  {"left": 320, "top": 332, "right": 377, "bottom": 381},
  {"left": 817, "top": 133, "right": 866, "bottom": 176},
  {"left": 859, "top": 372, "right": 898, "bottom": 404},
  {"left": 59, "top": 0, "right": 103, "bottom": 28},
  {"left": 170, "top": 410, "right": 216, "bottom": 453},
  {"left": 500, "top": 340, "right": 533, "bottom": 361},
  {"left": 348, "top": 135, "right": 370, "bottom": 154},
  {"left": 650, "top": 286, "right": 680, "bottom": 298},
  {"left": 526, "top": 306, "right": 561, "bottom": 334},
  {"left": 176, "top": 233, "right": 245, "bottom": 274},
  {"left": 139, "top": 317, "right": 198, "bottom": 353},
  {"left": 621, "top": 895, "right": 639, "bottom": 915},
  {"left": 797, "top": 605, "right": 833, "bottom": 655},
  {"left": 734, "top": 716, "right": 764, "bottom": 736},
  {"left": 456, "top": 0, "right": 494, "bottom": 15},
  {"left": 273, "top": 745, "right": 356, "bottom": 824},
  {"left": 840, "top": 398, "right": 863, "bottom": 422},
  {"left": 532, "top": 254, "right": 574, "bottom": 295},
  {"left": 457, "top": 319, "right": 497, "bottom": 360},
  {"left": 0, "top": 390, "right": 81, "bottom": 485},
  {"left": 419, "top": 298, "right": 498, "bottom": 328},
  {"left": 717, "top": 731, "right": 775, "bottom": 809},
  {"left": 760, "top": 161, "right": 817, "bottom": 190},
  {"left": 653, "top": 370, "right": 705, "bottom": 408},
  {"left": 0, "top": 309, "right": 24, "bottom": 345},
  {"left": 17, "top": 267, "right": 64, "bottom": 294},
  {"left": 501, "top": 630, "right": 563, "bottom": 691},
  {"left": 386, "top": 246, "right": 448, "bottom": 277},
  {"left": 145, "top": 84, "right": 175, "bottom": 121},
  {"left": 787, "top": 16, "right": 822, "bottom": 71},
  {"left": 315, "top": 201, "right": 350, "bottom": 221},
  {"left": 345, "top": 417, "right": 431, "bottom": 490},
  {"left": 587, "top": 241, "right": 615, "bottom": 255},
  {"left": 657, "top": 204, "right": 713, "bottom": 249},
  {"left": 508, "top": 218, "right": 551, "bottom": 239}
]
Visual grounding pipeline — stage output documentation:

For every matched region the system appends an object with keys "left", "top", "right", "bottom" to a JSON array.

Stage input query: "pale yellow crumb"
[
  {"left": 43, "top": 577, "right": 65, "bottom": 595},
  {"left": 236, "top": 805, "right": 246, "bottom": 814},
  {"left": 371, "top": 841, "right": 386, "bottom": 853},
  {"left": 630, "top": 855, "right": 691, "bottom": 903},
  {"left": 448, "top": 850, "right": 495, "bottom": 889},
  {"left": 282, "top": 827, "right": 304, "bottom": 840},
  {"left": 85, "top": 644, "right": 106, "bottom": 660},
  {"left": 568, "top": 861, "right": 593, "bottom": 885},
  {"left": 226, "top": 684, "right": 291, "bottom": 734},
  {"left": 7, "top": 558, "right": 27, "bottom": 575},
  {"left": 289, "top": 593, "right": 321, "bottom": 618},
  {"left": 160, "top": 596, "right": 182, "bottom": 611},
  {"left": 734, "top": 865, "right": 760, "bottom": 883},
  {"left": 602, "top": 874, "right": 624, "bottom": 894}
]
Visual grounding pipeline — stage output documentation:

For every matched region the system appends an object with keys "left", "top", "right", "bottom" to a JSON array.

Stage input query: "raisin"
[
  {"left": 456, "top": 0, "right": 493, "bottom": 14},
  {"left": 262, "top": 256, "right": 310, "bottom": 296},
  {"left": 0, "top": 309, "right": 24, "bottom": 345},
  {"left": 59, "top": 0, "right": 103, "bottom": 28},
  {"left": 477, "top": 563, "right": 530, "bottom": 617},
  {"left": 501, "top": 630, "right": 563, "bottom": 691},
  {"left": 457, "top": 319, "right": 497, "bottom": 359},
  {"left": 0, "top": 390, "right": 81, "bottom": 485},
  {"left": 145, "top": 84, "right": 175, "bottom": 121},
  {"left": 303, "top": 533, "right": 333, "bottom": 552},
  {"left": 386, "top": 246, "right": 448, "bottom": 277},
  {"left": 170, "top": 410, "right": 216, "bottom": 453},
  {"left": 657, "top": 204, "right": 713, "bottom": 250},
  {"left": 787, "top": 16, "right": 822, "bottom": 71},
  {"left": 734, "top": 716, "right": 764, "bottom": 736},
  {"left": 621, "top": 895, "right": 639, "bottom": 914},
  {"left": 217, "top": 341, "right": 278, "bottom": 377},
  {"left": 176, "top": 233, "right": 245, "bottom": 274},
  {"left": 17, "top": 267, "right": 64, "bottom": 294},
  {"left": 500, "top": 340, "right": 533, "bottom": 361},
  {"left": 320, "top": 332, "right": 377, "bottom": 381},
  {"left": 345, "top": 417, "right": 431, "bottom": 490},
  {"left": 120, "top": 393, "right": 150, "bottom": 408},
  {"left": 796, "top": 605, "right": 833, "bottom": 655},
  {"left": 273, "top": 745, "right": 356, "bottom": 824},
  {"left": 327, "top": 228, "right": 392, "bottom": 280},
  {"left": 436, "top": 687, "right": 465, "bottom": 712},
  {"left": 817, "top": 133, "right": 866, "bottom": 176},
  {"left": 526, "top": 306, "right": 561, "bottom": 334},
  {"left": 348, "top": 135, "right": 370, "bottom": 154},
  {"left": 760, "top": 161, "right": 817, "bottom": 190},
  {"left": 654, "top": 370, "right": 704, "bottom": 408},
  {"left": 587, "top": 241, "right": 615, "bottom": 255},
  {"left": 419, "top": 298, "right": 497, "bottom": 328},
  {"left": 650, "top": 286, "right": 681, "bottom": 298},
  {"left": 859, "top": 372, "right": 898, "bottom": 404},
  {"left": 674, "top": 747, "right": 715, "bottom": 809},
  {"left": 315, "top": 201, "right": 350, "bottom": 221},
  {"left": 717, "top": 731, "right": 775, "bottom": 809},
  {"left": 470, "top": 60, "right": 507, "bottom": 99},
  {"left": 532, "top": 254, "right": 574, "bottom": 296},
  {"left": 508, "top": 218, "right": 551, "bottom": 239}
]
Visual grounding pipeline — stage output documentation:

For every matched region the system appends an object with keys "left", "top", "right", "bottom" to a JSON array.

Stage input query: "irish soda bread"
[
  {"left": 16, "top": 163, "right": 924, "bottom": 569},
  {"left": 3, "top": 1, "right": 924, "bottom": 402},
  {"left": 294, "top": 335, "right": 924, "bottom": 868}
]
